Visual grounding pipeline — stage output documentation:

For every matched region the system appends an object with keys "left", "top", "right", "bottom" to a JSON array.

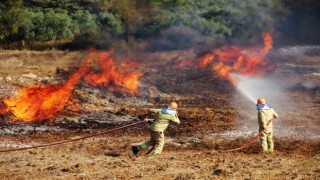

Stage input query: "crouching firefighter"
[
  {"left": 256, "top": 98, "right": 279, "bottom": 153},
  {"left": 132, "top": 102, "right": 180, "bottom": 156}
]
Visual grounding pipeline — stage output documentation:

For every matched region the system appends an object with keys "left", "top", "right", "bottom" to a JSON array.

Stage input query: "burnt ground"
[{"left": 0, "top": 48, "right": 319, "bottom": 179}]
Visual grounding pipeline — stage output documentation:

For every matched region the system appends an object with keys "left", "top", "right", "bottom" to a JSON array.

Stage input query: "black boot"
[{"left": 132, "top": 146, "right": 139, "bottom": 155}]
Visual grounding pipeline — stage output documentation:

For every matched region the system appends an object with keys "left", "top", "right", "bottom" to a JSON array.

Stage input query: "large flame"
[
  {"left": 84, "top": 51, "right": 143, "bottom": 95},
  {"left": 2, "top": 60, "right": 90, "bottom": 122},
  {"left": 0, "top": 50, "right": 142, "bottom": 122},
  {"left": 198, "top": 32, "right": 274, "bottom": 83}
]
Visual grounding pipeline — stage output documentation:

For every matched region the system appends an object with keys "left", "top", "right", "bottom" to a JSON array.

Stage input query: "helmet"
[
  {"left": 257, "top": 98, "right": 266, "bottom": 105},
  {"left": 168, "top": 102, "right": 178, "bottom": 109}
]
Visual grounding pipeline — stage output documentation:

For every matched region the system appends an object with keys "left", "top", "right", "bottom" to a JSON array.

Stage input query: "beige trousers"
[
  {"left": 138, "top": 130, "right": 165, "bottom": 155},
  {"left": 260, "top": 131, "right": 274, "bottom": 152}
]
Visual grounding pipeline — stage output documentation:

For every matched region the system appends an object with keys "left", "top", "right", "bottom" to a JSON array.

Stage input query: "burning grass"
[{"left": 0, "top": 50, "right": 143, "bottom": 123}]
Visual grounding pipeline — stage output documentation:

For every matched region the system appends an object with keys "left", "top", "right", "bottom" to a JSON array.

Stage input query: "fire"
[
  {"left": 0, "top": 50, "right": 143, "bottom": 122},
  {"left": 2, "top": 60, "right": 90, "bottom": 122},
  {"left": 198, "top": 53, "right": 214, "bottom": 68},
  {"left": 84, "top": 51, "right": 143, "bottom": 95},
  {"left": 198, "top": 32, "right": 274, "bottom": 83}
]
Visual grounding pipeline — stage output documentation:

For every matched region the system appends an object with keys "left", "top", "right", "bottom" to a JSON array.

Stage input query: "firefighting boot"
[
  {"left": 268, "top": 148, "right": 274, "bottom": 153},
  {"left": 262, "top": 146, "right": 269, "bottom": 153},
  {"left": 132, "top": 146, "right": 139, "bottom": 155}
]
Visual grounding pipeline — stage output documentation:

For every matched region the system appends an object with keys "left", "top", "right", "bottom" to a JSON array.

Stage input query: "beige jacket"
[
  {"left": 258, "top": 107, "right": 279, "bottom": 132},
  {"left": 149, "top": 108, "right": 180, "bottom": 132}
]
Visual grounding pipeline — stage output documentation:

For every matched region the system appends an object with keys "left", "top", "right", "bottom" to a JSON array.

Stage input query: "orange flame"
[
  {"left": 0, "top": 50, "right": 143, "bottom": 122},
  {"left": 198, "top": 32, "right": 274, "bottom": 83},
  {"left": 2, "top": 60, "right": 90, "bottom": 122},
  {"left": 198, "top": 53, "right": 214, "bottom": 68},
  {"left": 84, "top": 51, "right": 143, "bottom": 95}
]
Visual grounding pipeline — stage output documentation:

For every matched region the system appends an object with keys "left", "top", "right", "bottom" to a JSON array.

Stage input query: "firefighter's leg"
[
  {"left": 267, "top": 131, "right": 274, "bottom": 152},
  {"left": 260, "top": 131, "right": 268, "bottom": 152},
  {"left": 151, "top": 131, "right": 165, "bottom": 155},
  {"left": 137, "top": 131, "right": 156, "bottom": 150}
]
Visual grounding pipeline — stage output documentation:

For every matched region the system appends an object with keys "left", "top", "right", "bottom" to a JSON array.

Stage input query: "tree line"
[{"left": 0, "top": 0, "right": 318, "bottom": 50}]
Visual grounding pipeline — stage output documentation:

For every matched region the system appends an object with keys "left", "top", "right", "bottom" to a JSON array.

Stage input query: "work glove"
[{"left": 144, "top": 118, "right": 154, "bottom": 123}]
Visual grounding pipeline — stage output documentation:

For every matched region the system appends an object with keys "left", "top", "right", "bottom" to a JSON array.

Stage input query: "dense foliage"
[{"left": 0, "top": 0, "right": 318, "bottom": 50}]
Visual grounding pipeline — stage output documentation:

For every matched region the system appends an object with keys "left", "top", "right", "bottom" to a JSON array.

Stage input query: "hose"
[
  {"left": 0, "top": 121, "right": 145, "bottom": 153},
  {"left": 0, "top": 118, "right": 275, "bottom": 153},
  {"left": 222, "top": 118, "right": 275, "bottom": 152}
]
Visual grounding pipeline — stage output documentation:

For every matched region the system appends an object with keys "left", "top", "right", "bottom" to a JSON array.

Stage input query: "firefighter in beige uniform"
[
  {"left": 132, "top": 102, "right": 180, "bottom": 155},
  {"left": 256, "top": 98, "right": 279, "bottom": 153}
]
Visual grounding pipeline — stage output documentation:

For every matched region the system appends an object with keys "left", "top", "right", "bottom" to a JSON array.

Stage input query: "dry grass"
[
  {"left": 0, "top": 132, "right": 319, "bottom": 179},
  {"left": 0, "top": 50, "right": 87, "bottom": 76}
]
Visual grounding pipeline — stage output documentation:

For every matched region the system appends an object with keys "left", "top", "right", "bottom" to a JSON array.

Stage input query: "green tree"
[
  {"left": 1, "top": 0, "right": 290, "bottom": 49},
  {"left": 19, "top": 9, "right": 73, "bottom": 46},
  {"left": 104, "top": 0, "right": 142, "bottom": 42},
  {"left": 97, "top": 12, "right": 123, "bottom": 35},
  {"left": 135, "top": 0, "right": 283, "bottom": 49},
  {"left": 0, "top": 0, "right": 27, "bottom": 45},
  {"left": 71, "top": 10, "right": 98, "bottom": 34}
]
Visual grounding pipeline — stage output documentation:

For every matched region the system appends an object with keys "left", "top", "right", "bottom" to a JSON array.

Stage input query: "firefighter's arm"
[
  {"left": 171, "top": 113, "right": 180, "bottom": 124},
  {"left": 273, "top": 109, "right": 279, "bottom": 118},
  {"left": 143, "top": 108, "right": 159, "bottom": 122},
  {"left": 143, "top": 109, "right": 152, "bottom": 122}
]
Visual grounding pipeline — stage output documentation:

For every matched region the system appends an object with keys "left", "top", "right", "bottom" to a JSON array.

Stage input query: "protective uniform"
[
  {"left": 136, "top": 107, "right": 180, "bottom": 155},
  {"left": 257, "top": 103, "right": 279, "bottom": 152}
]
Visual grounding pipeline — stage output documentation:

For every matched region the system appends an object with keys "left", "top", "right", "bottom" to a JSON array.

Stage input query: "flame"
[
  {"left": 198, "top": 32, "right": 274, "bottom": 83},
  {"left": 198, "top": 53, "right": 214, "bottom": 68},
  {"left": 84, "top": 51, "right": 143, "bottom": 95},
  {"left": 0, "top": 50, "right": 143, "bottom": 122},
  {"left": 2, "top": 60, "right": 90, "bottom": 122}
]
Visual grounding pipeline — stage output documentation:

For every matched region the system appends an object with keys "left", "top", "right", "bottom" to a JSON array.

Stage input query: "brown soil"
[{"left": 0, "top": 49, "right": 319, "bottom": 179}]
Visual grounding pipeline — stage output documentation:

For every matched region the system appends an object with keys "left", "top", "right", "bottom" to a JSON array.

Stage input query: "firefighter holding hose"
[
  {"left": 256, "top": 98, "right": 279, "bottom": 153},
  {"left": 132, "top": 102, "right": 180, "bottom": 156}
]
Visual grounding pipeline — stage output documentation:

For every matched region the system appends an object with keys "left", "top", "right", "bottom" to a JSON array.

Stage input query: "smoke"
[
  {"left": 277, "top": 45, "right": 320, "bottom": 56},
  {"left": 276, "top": 1, "right": 320, "bottom": 45},
  {"left": 146, "top": 26, "right": 207, "bottom": 51}
]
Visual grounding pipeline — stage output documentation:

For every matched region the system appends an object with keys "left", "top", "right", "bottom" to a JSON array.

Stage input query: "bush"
[
  {"left": 18, "top": 9, "right": 73, "bottom": 46},
  {"left": 97, "top": 12, "right": 123, "bottom": 35}
]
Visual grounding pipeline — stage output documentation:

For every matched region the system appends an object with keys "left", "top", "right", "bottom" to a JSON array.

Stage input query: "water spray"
[{"left": 232, "top": 73, "right": 286, "bottom": 108}]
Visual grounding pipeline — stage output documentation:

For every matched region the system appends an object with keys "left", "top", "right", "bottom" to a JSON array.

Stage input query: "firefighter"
[
  {"left": 256, "top": 98, "right": 279, "bottom": 153},
  {"left": 132, "top": 102, "right": 180, "bottom": 156}
]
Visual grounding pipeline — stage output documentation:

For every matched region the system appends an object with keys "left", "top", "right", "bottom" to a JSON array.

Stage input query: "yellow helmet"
[{"left": 169, "top": 102, "right": 178, "bottom": 109}]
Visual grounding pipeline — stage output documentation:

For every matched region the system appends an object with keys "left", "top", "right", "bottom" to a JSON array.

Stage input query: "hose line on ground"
[
  {"left": 0, "top": 121, "right": 145, "bottom": 153},
  {"left": 0, "top": 118, "right": 275, "bottom": 153},
  {"left": 222, "top": 118, "right": 275, "bottom": 152}
]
